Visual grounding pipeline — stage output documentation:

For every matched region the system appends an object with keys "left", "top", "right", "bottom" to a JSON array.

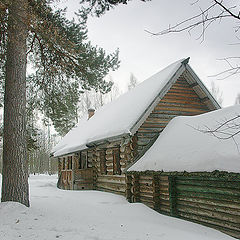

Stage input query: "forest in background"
[{"left": 0, "top": 73, "right": 138, "bottom": 174}]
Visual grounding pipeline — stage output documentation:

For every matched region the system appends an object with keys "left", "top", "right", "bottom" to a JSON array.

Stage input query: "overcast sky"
[{"left": 58, "top": 0, "right": 240, "bottom": 107}]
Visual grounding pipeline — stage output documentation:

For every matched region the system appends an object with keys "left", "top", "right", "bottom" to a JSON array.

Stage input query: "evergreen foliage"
[
  {"left": 0, "top": 0, "right": 122, "bottom": 206},
  {"left": 0, "top": 0, "right": 121, "bottom": 136},
  {"left": 79, "top": 0, "right": 149, "bottom": 16}
]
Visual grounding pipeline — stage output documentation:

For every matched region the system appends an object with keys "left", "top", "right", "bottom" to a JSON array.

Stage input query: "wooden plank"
[
  {"left": 176, "top": 184, "right": 240, "bottom": 197},
  {"left": 159, "top": 176, "right": 169, "bottom": 181},
  {"left": 140, "top": 200, "right": 154, "bottom": 209},
  {"left": 96, "top": 182, "right": 125, "bottom": 193},
  {"left": 160, "top": 98, "right": 206, "bottom": 106},
  {"left": 169, "top": 176, "right": 177, "bottom": 216},
  {"left": 106, "top": 149, "right": 113, "bottom": 155},
  {"left": 159, "top": 199, "right": 170, "bottom": 207},
  {"left": 164, "top": 90, "right": 201, "bottom": 97},
  {"left": 177, "top": 199, "right": 240, "bottom": 216},
  {"left": 154, "top": 106, "right": 207, "bottom": 113},
  {"left": 97, "top": 187, "right": 125, "bottom": 196},
  {"left": 139, "top": 180, "right": 153, "bottom": 186},
  {"left": 105, "top": 160, "right": 113, "bottom": 167},
  {"left": 176, "top": 175, "right": 240, "bottom": 181},
  {"left": 177, "top": 190, "right": 240, "bottom": 203},
  {"left": 176, "top": 179, "right": 240, "bottom": 189},
  {"left": 158, "top": 205, "right": 170, "bottom": 213},
  {"left": 144, "top": 118, "right": 171, "bottom": 123},
  {"left": 159, "top": 194, "right": 170, "bottom": 200},
  {"left": 139, "top": 195, "right": 154, "bottom": 202},
  {"left": 159, "top": 185, "right": 169, "bottom": 192},
  {"left": 97, "top": 175, "right": 126, "bottom": 184},
  {"left": 105, "top": 154, "right": 113, "bottom": 161},
  {"left": 139, "top": 191, "right": 154, "bottom": 198},
  {"left": 162, "top": 95, "right": 202, "bottom": 103},
  {"left": 106, "top": 166, "right": 113, "bottom": 171},
  {"left": 126, "top": 175, "right": 133, "bottom": 202},
  {"left": 178, "top": 210, "right": 240, "bottom": 232},
  {"left": 177, "top": 196, "right": 240, "bottom": 211},
  {"left": 139, "top": 185, "right": 153, "bottom": 192},
  {"left": 132, "top": 175, "right": 140, "bottom": 202},
  {"left": 141, "top": 123, "right": 168, "bottom": 128},
  {"left": 157, "top": 102, "right": 208, "bottom": 110},
  {"left": 177, "top": 204, "right": 240, "bottom": 224},
  {"left": 139, "top": 175, "right": 153, "bottom": 181}
]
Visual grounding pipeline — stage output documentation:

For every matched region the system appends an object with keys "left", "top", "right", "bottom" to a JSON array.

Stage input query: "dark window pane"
[
  {"left": 100, "top": 150, "right": 106, "bottom": 174},
  {"left": 113, "top": 148, "right": 121, "bottom": 175}
]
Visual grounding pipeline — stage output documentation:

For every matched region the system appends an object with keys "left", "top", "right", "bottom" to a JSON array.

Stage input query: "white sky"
[{"left": 57, "top": 0, "right": 240, "bottom": 107}]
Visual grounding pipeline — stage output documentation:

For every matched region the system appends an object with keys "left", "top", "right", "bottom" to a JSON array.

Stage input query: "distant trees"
[
  {"left": 210, "top": 81, "right": 223, "bottom": 106},
  {"left": 27, "top": 128, "right": 58, "bottom": 175},
  {"left": 235, "top": 94, "right": 240, "bottom": 105},
  {"left": 128, "top": 73, "right": 138, "bottom": 91},
  {"left": 78, "top": 80, "right": 121, "bottom": 119}
]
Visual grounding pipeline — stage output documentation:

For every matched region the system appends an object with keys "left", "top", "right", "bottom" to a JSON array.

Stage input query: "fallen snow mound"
[{"left": 128, "top": 105, "right": 240, "bottom": 173}]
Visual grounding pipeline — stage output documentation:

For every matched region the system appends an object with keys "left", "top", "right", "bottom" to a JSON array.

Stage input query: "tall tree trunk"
[{"left": 1, "top": 0, "right": 29, "bottom": 207}]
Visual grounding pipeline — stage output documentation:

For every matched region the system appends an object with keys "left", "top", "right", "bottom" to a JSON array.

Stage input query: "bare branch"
[{"left": 27, "top": 33, "right": 36, "bottom": 56}]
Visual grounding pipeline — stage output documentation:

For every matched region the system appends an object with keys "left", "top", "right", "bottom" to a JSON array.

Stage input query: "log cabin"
[
  {"left": 127, "top": 105, "right": 240, "bottom": 239},
  {"left": 52, "top": 57, "right": 220, "bottom": 194}
]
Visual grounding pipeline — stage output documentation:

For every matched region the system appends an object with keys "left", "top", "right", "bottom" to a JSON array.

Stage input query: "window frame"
[
  {"left": 62, "top": 157, "right": 66, "bottom": 170},
  {"left": 78, "top": 151, "right": 88, "bottom": 169},
  {"left": 113, "top": 147, "right": 121, "bottom": 175},
  {"left": 100, "top": 149, "right": 107, "bottom": 175}
]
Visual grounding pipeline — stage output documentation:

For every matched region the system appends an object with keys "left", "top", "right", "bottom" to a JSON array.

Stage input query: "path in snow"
[{"left": 0, "top": 175, "right": 234, "bottom": 240}]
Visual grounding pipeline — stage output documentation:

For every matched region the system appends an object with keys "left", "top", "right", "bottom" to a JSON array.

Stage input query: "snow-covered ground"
[{"left": 0, "top": 175, "right": 234, "bottom": 240}]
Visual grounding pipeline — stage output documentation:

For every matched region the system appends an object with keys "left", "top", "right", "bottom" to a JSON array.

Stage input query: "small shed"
[{"left": 127, "top": 105, "right": 240, "bottom": 239}]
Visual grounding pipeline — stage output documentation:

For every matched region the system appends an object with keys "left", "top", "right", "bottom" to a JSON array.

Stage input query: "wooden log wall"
[
  {"left": 129, "top": 174, "right": 170, "bottom": 212},
  {"left": 138, "top": 175, "right": 154, "bottom": 208},
  {"left": 74, "top": 168, "right": 94, "bottom": 190},
  {"left": 157, "top": 176, "right": 170, "bottom": 214},
  {"left": 174, "top": 176, "right": 240, "bottom": 239},
  {"left": 87, "top": 150, "right": 93, "bottom": 168},
  {"left": 94, "top": 141, "right": 136, "bottom": 196},
  {"left": 136, "top": 75, "right": 211, "bottom": 154},
  {"left": 58, "top": 156, "right": 74, "bottom": 190},
  {"left": 96, "top": 175, "right": 126, "bottom": 195},
  {"left": 128, "top": 173, "right": 240, "bottom": 239},
  {"left": 60, "top": 170, "right": 72, "bottom": 190}
]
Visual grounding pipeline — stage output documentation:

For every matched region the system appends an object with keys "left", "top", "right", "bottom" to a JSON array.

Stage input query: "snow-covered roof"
[
  {"left": 52, "top": 58, "right": 219, "bottom": 157},
  {"left": 128, "top": 105, "right": 240, "bottom": 173}
]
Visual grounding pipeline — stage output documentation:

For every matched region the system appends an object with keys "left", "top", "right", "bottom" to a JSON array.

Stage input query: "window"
[
  {"left": 58, "top": 158, "right": 61, "bottom": 173},
  {"left": 113, "top": 148, "right": 121, "bottom": 175},
  {"left": 67, "top": 156, "right": 72, "bottom": 170},
  {"left": 100, "top": 150, "right": 106, "bottom": 175},
  {"left": 78, "top": 152, "right": 88, "bottom": 169},
  {"left": 62, "top": 157, "right": 65, "bottom": 170}
]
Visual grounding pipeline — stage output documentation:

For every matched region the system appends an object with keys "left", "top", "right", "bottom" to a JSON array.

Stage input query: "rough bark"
[{"left": 1, "top": 0, "right": 29, "bottom": 207}]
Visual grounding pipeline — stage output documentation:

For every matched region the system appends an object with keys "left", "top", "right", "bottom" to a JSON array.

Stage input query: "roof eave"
[
  {"left": 86, "top": 132, "right": 131, "bottom": 148},
  {"left": 185, "top": 64, "right": 221, "bottom": 110}
]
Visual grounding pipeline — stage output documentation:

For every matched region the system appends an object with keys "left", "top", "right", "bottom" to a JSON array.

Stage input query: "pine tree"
[
  {"left": 1, "top": 0, "right": 140, "bottom": 206},
  {"left": 210, "top": 81, "right": 223, "bottom": 107}
]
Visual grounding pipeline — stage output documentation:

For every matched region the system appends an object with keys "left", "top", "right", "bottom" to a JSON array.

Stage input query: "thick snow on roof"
[
  {"left": 128, "top": 105, "right": 240, "bottom": 173},
  {"left": 53, "top": 58, "right": 185, "bottom": 157},
  {"left": 51, "top": 116, "right": 88, "bottom": 154}
]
